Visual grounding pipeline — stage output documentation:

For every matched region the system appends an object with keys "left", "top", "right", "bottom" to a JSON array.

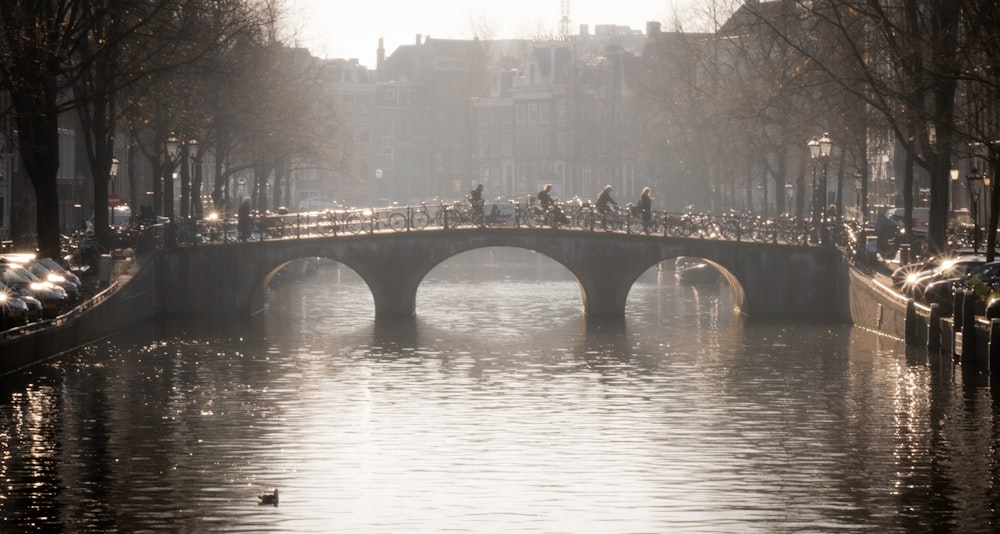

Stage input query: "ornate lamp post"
[
  {"left": 187, "top": 139, "right": 201, "bottom": 218},
  {"left": 375, "top": 168, "right": 383, "bottom": 201},
  {"left": 950, "top": 164, "right": 960, "bottom": 213},
  {"left": 808, "top": 137, "right": 820, "bottom": 229},
  {"left": 808, "top": 134, "right": 833, "bottom": 242},
  {"left": 165, "top": 134, "right": 181, "bottom": 246},
  {"left": 109, "top": 156, "right": 120, "bottom": 225},
  {"left": 968, "top": 168, "right": 983, "bottom": 254}
]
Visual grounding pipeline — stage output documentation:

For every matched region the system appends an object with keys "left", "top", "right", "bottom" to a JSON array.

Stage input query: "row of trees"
[
  {"left": 0, "top": 0, "right": 347, "bottom": 260},
  {"left": 638, "top": 0, "right": 1000, "bottom": 258}
]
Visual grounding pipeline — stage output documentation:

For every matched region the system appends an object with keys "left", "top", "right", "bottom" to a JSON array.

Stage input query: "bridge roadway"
[{"left": 152, "top": 224, "right": 850, "bottom": 320}]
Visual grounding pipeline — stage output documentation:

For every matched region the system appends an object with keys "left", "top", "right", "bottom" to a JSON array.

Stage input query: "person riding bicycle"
[
  {"left": 537, "top": 184, "right": 569, "bottom": 226},
  {"left": 596, "top": 184, "right": 617, "bottom": 228},
  {"left": 469, "top": 184, "right": 485, "bottom": 223}
]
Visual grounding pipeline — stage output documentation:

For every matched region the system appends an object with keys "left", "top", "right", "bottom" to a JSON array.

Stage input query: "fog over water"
[{"left": 2, "top": 248, "right": 998, "bottom": 532}]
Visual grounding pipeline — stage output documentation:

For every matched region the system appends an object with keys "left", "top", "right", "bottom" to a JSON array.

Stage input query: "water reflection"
[{"left": 2, "top": 250, "right": 1000, "bottom": 532}]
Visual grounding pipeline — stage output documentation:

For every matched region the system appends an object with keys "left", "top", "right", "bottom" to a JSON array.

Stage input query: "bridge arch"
[{"left": 154, "top": 228, "right": 847, "bottom": 321}]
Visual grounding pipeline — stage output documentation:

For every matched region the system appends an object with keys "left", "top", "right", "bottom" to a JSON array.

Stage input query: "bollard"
[
  {"left": 962, "top": 289, "right": 977, "bottom": 365},
  {"left": 928, "top": 303, "right": 941, "bottom": 352},
  {"left": 899, "top": 243, "right": 911, "bottom": 265},
  {"left": 991, "top": 319, "right": 1000, "bottom": 372},
  {"left": 866, "top": 235, "right": 878, "bottom": 269},
  {"left": 905, "top": 298, "right": 918, "bottom": 346}
]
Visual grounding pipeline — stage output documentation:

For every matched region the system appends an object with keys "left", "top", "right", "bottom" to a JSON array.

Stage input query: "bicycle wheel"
[
  {"left": 721, "top": 219, "right": 741, "bottom": 240},
  {"left": 522, "top": 208, "right": 540, "bottom": 228},
  {"left": 410, "top": 208, "right": 430, "bottom": 230},
  {"left": 601, "top": 211, "right": 620, "bottom": 232},
  {"left": 702, "top": 221, "right": 722, "bottom": 239},
  {"left": 316, "top": 212, "right": 336, "bottom": 235},
  {"left": 388, "top": 212, "right": 408, "bottom": 231},
  {"left": 343, "top": 213, "right": 367, "bottom": 234},
  {"left": 627, "top": 214, "right": 644, "bottom": 234}
]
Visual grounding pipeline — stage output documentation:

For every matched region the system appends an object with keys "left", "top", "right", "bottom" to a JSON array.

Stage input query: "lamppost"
[
  {"left": 968, "top": 168, "right": 983, "bottom": 254},
  {"left": 109, "top": 156, "right": 120, "bottom": 225},
  {"left": 165, "top": 134, "right": 181, "bottom": 246},
  {"left": 375, "top": 168, "right": 383, "bottom": 201},
  {"left": 785, "top": 183, "right": 793, "bottom": 215},
  {"left": 950, "top": 163, "right": 960, "bottom": 213},
  {"left": 808, "top": 137, "right": 820, "bottom": 228},
  {"left": 809, "top": 133, "right": 833, "bottom": 244},
  {"left": 187, "top": 139, "right": 201, "bottom": 219}
]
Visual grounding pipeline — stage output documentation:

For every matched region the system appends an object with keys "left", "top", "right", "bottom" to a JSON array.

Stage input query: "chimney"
[
  {"left": 377, "top": 37, "right": 385, "bottom": 71},
  {"left": 646, "top": 21, "right": 661, "bottom": 35}
]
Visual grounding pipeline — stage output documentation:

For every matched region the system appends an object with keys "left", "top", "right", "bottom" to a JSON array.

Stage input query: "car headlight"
[
  {"left": 47, "top": 273, "right": 66, "bottom": 283},
  {"left": 29, "top": 282, "right": 47, "bottom": 291}
]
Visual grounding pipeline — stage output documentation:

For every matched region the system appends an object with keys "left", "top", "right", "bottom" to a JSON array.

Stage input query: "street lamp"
[
  {"left": 164, "top": 134, "right": 181, "bottom": 246},
  {"left": 375, "top": 168, "right": 383, "bottom": 201},
  {"left": 785, "top": 183, "right": 793, "bottom": 215},
  {"left": 809, "top": 132, "right": 833, "bottom": 244},
  {"left": 808, "top": 137, "right": 820, "bottom": 229},
  {"left": 950, "top": 163, "right": 960, "bottom": 213},
  {"left": 187, "top": 139, "right": 200, "bottom": 218},
  {"left": 109, "top": 156, "right": 120, "bottom": 225},
  {"left": 968, "top": 168, "right": 983, "bottom": 254}
]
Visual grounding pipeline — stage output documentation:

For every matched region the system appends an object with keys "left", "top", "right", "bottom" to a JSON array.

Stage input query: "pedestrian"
[
  {"left": 638, "top": 187, "right": 652, "bottom": 234},
  {"left": 470, "top": 184, "right": 485, "bottom": 224},
  {"left": 238, "top": 198, "right": 251, "bottom": 242}
]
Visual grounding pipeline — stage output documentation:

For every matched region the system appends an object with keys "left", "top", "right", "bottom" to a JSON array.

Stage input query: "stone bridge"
[{"left": 150, "top": 228, "right": 851, "bottom": 321}]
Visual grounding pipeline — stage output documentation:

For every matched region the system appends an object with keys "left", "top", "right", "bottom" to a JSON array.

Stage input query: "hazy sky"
[{"left": 286, "top": 0, "right": 709, "bottom": 66}]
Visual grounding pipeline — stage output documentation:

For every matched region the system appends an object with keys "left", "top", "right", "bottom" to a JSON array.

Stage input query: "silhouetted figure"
[
  {"left": 638, "top": 187, "right": 652, "bottom": 234},
  {"left": 238, "top": 198, "right": 251, "bottom": 242},
  {"left": 470, "top": 184, "right": 484, "bottom": 224},
  {"left": 537, "top": 183, "right": 569, "bottom": 227}
]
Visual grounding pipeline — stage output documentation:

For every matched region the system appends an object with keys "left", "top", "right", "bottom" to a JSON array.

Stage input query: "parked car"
[
  {"left": 0, "top": 260, "right": 67, "bottom": 318},
  {"left": 890, "top": 247, "right": 978, "bottom": 288},
  {"left": 3, "top": 254, "right": 81, "bottom": 301},
  {"left": 900, "top": 255, "right": 986, "bottom": 298},
  {"left": 923, "top": 261, "right": 1000, "bottom": 313},
  {"left": 0, "top": 283, "right": 30, "bottom": 328}
]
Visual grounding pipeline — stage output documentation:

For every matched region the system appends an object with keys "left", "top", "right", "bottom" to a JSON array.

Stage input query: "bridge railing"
[{"left": 134, "top": 200, "right": 847, "bottom": 250}]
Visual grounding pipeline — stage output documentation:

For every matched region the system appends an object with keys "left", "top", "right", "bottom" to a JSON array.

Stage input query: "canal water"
[{"left": 2, "top": 248, "right": 998, "bottom": 532}]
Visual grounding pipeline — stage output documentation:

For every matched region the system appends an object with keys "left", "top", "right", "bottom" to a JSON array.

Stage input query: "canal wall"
[
  {"left": 847, "top": 262, "right": 997, "bottom": 371},
  {"left": 4, "top": 248, "right": 998, "bottom": 376}
]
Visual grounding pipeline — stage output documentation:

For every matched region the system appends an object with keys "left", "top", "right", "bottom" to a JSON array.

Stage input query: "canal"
[{"left": 1, "top": 248, "right": 998, "bottom": 532}]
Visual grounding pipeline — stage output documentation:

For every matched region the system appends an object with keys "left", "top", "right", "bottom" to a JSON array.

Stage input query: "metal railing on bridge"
[{"left": 128, "top": 198, "right": 854, "bottom": 253}]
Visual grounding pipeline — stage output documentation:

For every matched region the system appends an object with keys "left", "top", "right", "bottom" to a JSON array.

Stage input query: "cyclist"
[
  {"left": 596, "top": 184, "right": 617, "bottom": 228},
  {"left": 537, "top": 184, "right": 569, "bottom": 227}
]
